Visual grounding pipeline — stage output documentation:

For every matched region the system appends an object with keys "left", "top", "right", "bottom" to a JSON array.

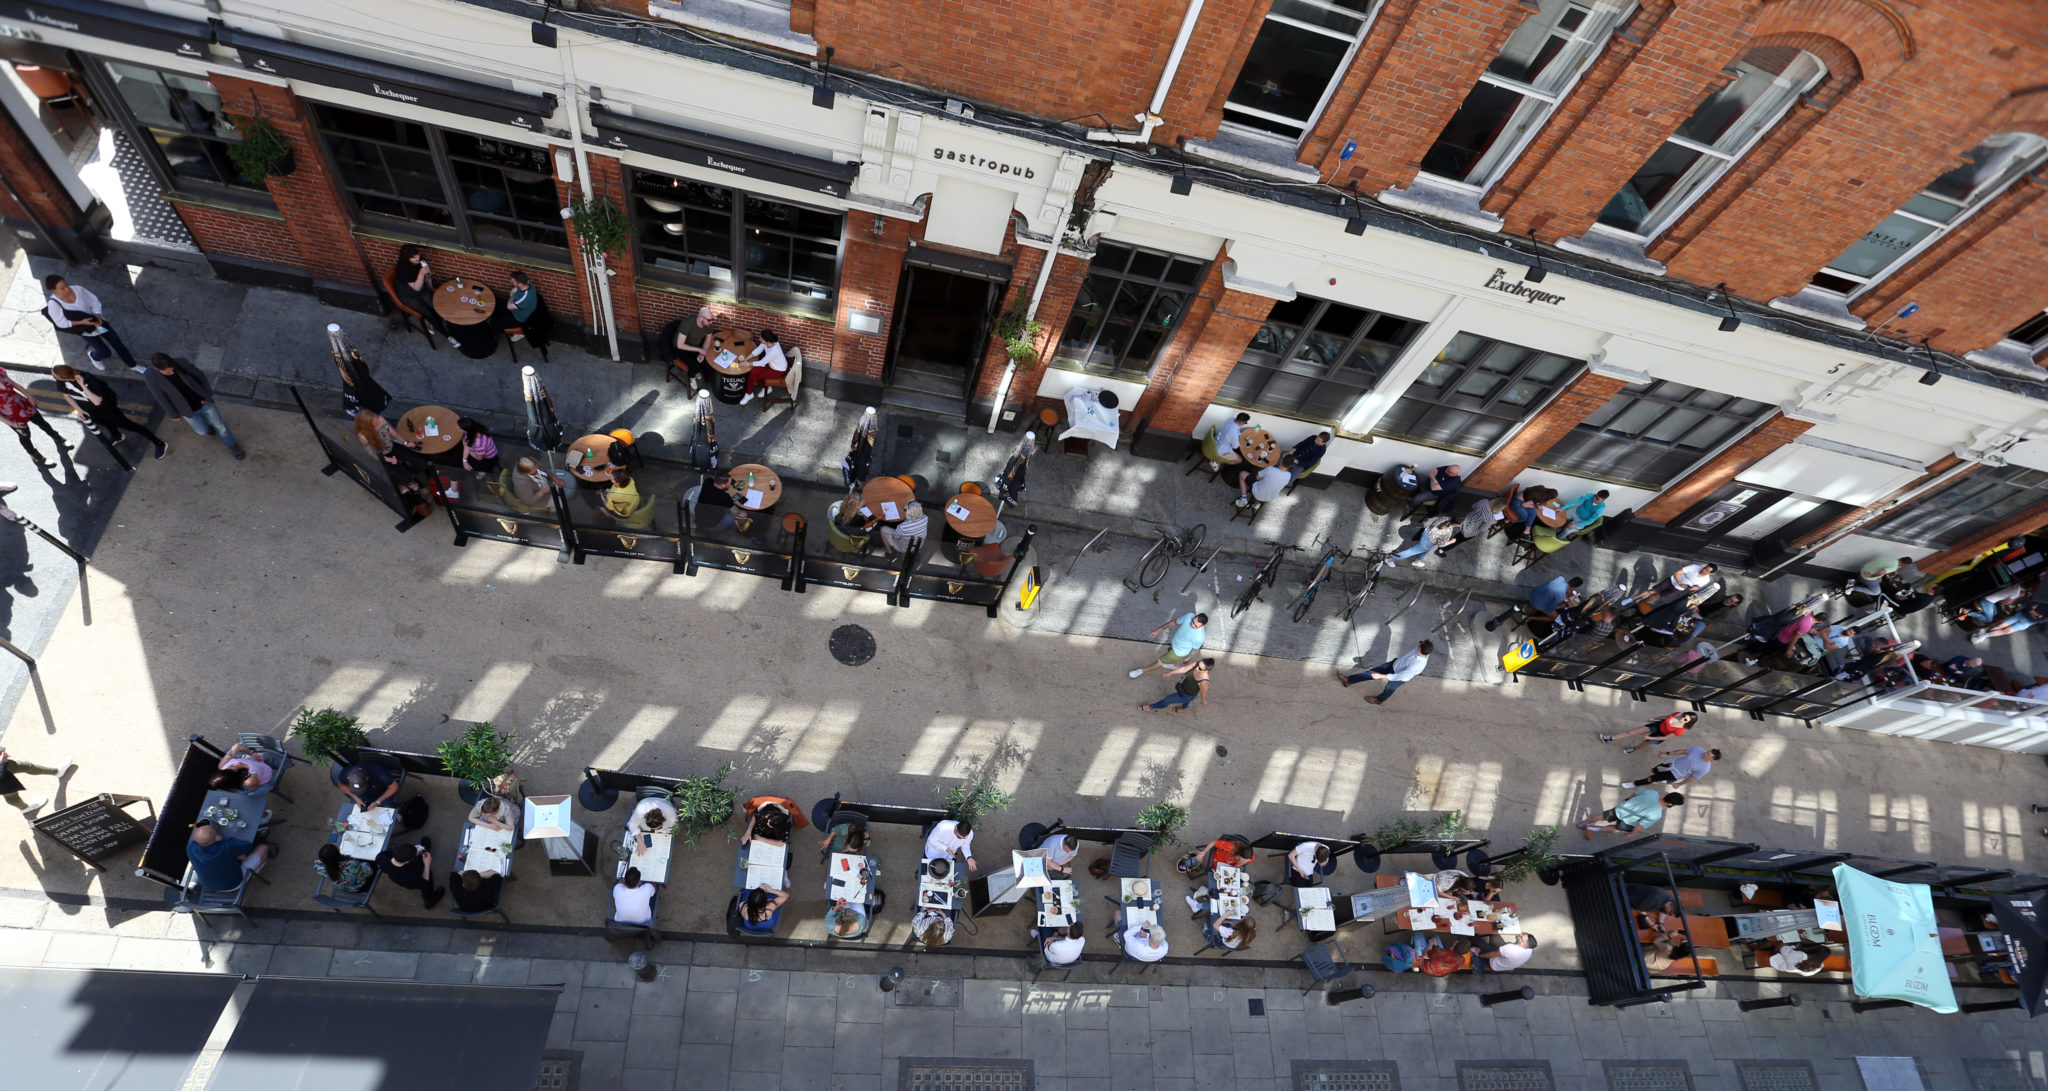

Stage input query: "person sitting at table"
[
  {"left": 665, "top": 305, "right": 719, "bottom": 392},
  {"left": 467, "top": 795, "right": 519, "bottom": 833},
  {"left": 740, "top": 884, "right": 788, "bottom": 930},
  {"left": 1286, "top": 841, "right": 1331, "bottom": 886},
  {"left": 1767, "top": 940, "right": 1832, "bottom": 976},
  {"left": 314, "top": 842, "right": 373, "bottom": 894},
  {"left": 829, "top": 902, "right": 868, "bottom": 938},
  {"left": 1042, "top": 923, "right": 1086, "bottom": 965},
  {"left": 1409, "top": 463, "right": 1463, "bottom": 517},
  {"left": 820, "top": 820, "right": 868, "bottom": 856},
  {"left": 353, "top": 410, "right": 419, "bottom": 466},
  {"left": 391, "top": 245, "right": 456, "bottom": 346},
  {"left": 338, "top": 760, "right": 399, "bottom": 810},
  {"left": 627, "top": 794, "right": 678, "bottom": 842},
  {"left": 603, "top": 467, "right": 650, "bottom": 526},
  {"left": 880, "top": 500, "right": 929, "bottom": 560},
  {"left": 492, "top": 271, "right": 539, "bottom": 340},
  {"left": 923, "top": 817, "right": 978, "bottom": 873},
  {"left": 210, "top": 741, "right": 275, "bottom": 791},
  {"left": 503, "top": 457, "right": 555, "bottom": 512},
  {"left": 738, "top": 329, "right": 789, "bottom": 405},
  {"left": 1289, "top": 431, "right": 1331, "bottom": 480},
  {"left": 612, "top": 867, "right": 658, "bottom": 925},
  {"left": 1641, "top": 931, "right": 1692, "bottom": 972},
  {"left": 450, "top": 868, "right": 503, "bottom": 913},
  {"left": 1477, "top": 932, "right": 1538, "bottom": 972},
  {"left": 458, "top": 418, "right": 499, "bottom": 473},
  {"left": 1037, "top": 830, "right": 1080, "bottom": 876},
  {"left": 376, "top": 839, "right": 445, "bottom": 909},
  {"left": 740, "top": 800, "right": 795, "bottom": 850},
  {"left": 694, "top": 471, "right": 742, "bottom": 532},
  {"left": 1234, "top": 453, "right": 1295, "bottom": 510},
  {"left": 1176, "top": 836, "right": 1254, "bottom": 878},
  {"left": 913, "top": 905, "right": 954, "bottom": 949},
  {"left": 1122, "top": 919, "right": 1169, "bottom": 962},
  {"left": 1210, "top": 412, "right": 1251, "bottom": 470},
  {"left": 187, "top": 820, "right": 273, "bottom": 891}
]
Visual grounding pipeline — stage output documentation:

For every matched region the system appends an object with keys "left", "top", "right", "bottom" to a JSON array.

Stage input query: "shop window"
[
  {"left": 1594, "top": 48, "right": 1824, "bottom": 240},
  {"left": 628, "top": 169, "right": 841, "bottom": 311},
  {"left": 99, "top": 61, "right": 265, "bottom": 196},
  {"left": 1220, "top": 0, "right": 1382, "bottom": 143},
  {"left": 1809, "top": 133, "right": 2048, "bottom": 297},
  {"left": 314, "top": 104, "right": 563, "bottom": 256},
  {"left": 1533, "top": 379, "right": 1773, "bottom": 487},
  {"left": 1865, "top": 464, "right": 2048, "bottom": 550},
  {"left": 1373, "top": 332, "right": 1582, "bottom": 453},
  {"left": 1417, "top": 0, "right": 1633, "bottom": 190},
  {"left": 1217, "top": 296, "right": 1422, "bottom": 422},
  {"left": 1058, "top": 244, "right": 1208, "bottom": 377},
  {"left": 2003, "top": 310, "right": 2048, "bottom": 362}
]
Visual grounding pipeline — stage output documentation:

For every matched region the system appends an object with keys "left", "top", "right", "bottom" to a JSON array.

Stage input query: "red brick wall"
[
  {"left": 831, "top": 211, "right": 918, "bottom": 383},
  {"left": 1637, "top": 412, "right": 1814, "bottom": 523},
  {"left": 356, "top": 235, "right": 583, "bottom": 333},
  {"left": 970, "top": 243, "right": 1045, "bottom": 404},
  {"left": 169, "top": 202, "right": 300, "bottom": 267},
  {"left": 1849, "top": 175, "right": 2048, "bottom": 353},
  {"left": 207, "top": 74, "right": 356, "bottom": 286},
  {"left": 1130, "top": 254, "right": 1275, "bottom": 437},
  {"left": 991, "top": 249, "right": 1091, "bottom": 416},
  {"left": 637, "top": 283, "right": 837, "bottom": 371},
  {"left": 1465, "top": 371, "right": 1630, "bottom": 493}
]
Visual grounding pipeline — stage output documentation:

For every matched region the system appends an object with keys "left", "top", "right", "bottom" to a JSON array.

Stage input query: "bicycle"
[
  {"left": 1125, "top": 522, "right": 1206, "bottom": 591},
  {"left": 1230, "top": 540, "right": 1289, "bottom": 617},
  {"left": 1289, "top": 541, "right": 1353, "bottom": 623},
  {"left": 1335, "top": 549, "right": 1391, "bottom": 622}
]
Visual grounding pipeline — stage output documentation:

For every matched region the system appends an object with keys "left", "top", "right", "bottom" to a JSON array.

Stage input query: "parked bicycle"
[
  {"left": 1230, "top": 540, "right": 1290, "bottom": 617},
  {"left": 1289, "top": 540, "right": 1352, "bottom": 623},
  {"left": 1288, "top": 543, "right": 1392, "bottom": 623},
  {"left": 1125, "top": 522, "right": 1207, "bottom": 591}
]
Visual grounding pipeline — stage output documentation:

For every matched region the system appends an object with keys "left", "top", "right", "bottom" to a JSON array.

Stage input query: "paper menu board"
[
  {"left": 744, "top": 489, "right": 764, "bottom": 508},
  {"left": 880, "top": 501, "right": 900, "bottom": 520},
  {"left": 1125, "top": 906, "right": 1158, "bottom": 929},
  {"left": 1815, "top": 899, "right": 1844, "bottom": 932}
]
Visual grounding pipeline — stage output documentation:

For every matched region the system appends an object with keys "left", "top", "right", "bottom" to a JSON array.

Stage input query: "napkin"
[
  {"left": 744, "top": 489, "right": 764, "bottom": 508},
  {"left": 714, "top": 349, "right": 738, "bottom": 367}
]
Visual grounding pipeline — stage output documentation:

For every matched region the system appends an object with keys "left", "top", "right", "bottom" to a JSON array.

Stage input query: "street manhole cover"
[
  {"left": 1736, "top": 1063, "right": 1816, "bottom": 1091},
  {"left": 831, "top": 624, "right": 876, "bottom": 666},
  {"left": 1604, "top": 1062, "right": 1691, "bottom": 1091},
  {"left": 1459, "top": 1063, "right": 1553, "bottom": 1090},
  {"left": 1294, "top": 1060, "right": 1399, "bottom": 1089},
  {"left": 901, "top": 1058, "right": 1031, "bottom": 1089},
  {"left": 533, "top": 1051, "right": 575, "bottom": 1090},
  {"left": 1967, "top": 1060, "right": 2043, "bottom": 1091}
]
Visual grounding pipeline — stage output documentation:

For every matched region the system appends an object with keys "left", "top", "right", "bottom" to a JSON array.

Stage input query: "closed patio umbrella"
[
  {"left": 521, "top": 365, "right": 563, "bottom": 453},
  {"left": 1833, "top": 863, "right": 1958, "bottom": 1014},
  {"left": 690, "top": 389, "right": 719, "bottom": 471},
  {"left": 1989, "top": 892, "right": 2047, "bottom": 1015},
  {"left": 841, "top": 406, "right": 876, "bottom": 490},
  {"left": 992, "top": 429, "right": 1032, "bottom": 511},
  {"left": 329, "top": 322, "right": 389, "bottom": 416}
]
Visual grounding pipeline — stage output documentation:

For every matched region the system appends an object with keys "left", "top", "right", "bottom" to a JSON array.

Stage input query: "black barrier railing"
[
  {"left": 681, "top": 500, "right": 805, "bottom": 587},
  {"left": 564, "top": 488, "right": 686, "bottom": 568},
  {"left": 137, "top": 734, "right": 228, "bottom": 889},
  {"left": 1511, "top": 633, "right": 1867, "bottom": 724},
  {"left": 332, "top": 746, "right": 452, "bottom": 781},
  {"left": 1251, "top": 830, "right": 1371, "bottom": 863},
  {"left": 1058, "top": 824, "right": 1157, "bottom": 846},
  {"left": 292, "top": 387, "right": 425, "bottom": 532},
  {"left": 440, "top": 467, "right": 575, "bottom": 561},
  {"left": 832, "top": 799, "right": 953, "bottom": 828},
  {"left": 1380, "top": 836, "right": 1492, "bottom": 862}
]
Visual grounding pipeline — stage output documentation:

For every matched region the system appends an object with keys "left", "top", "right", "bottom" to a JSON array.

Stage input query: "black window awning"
[
  {"left": 216, "top": 28, "right": 557, "bottom": 133},
  {"left": 0, "top": 0, "right": 210, "bottom": 60},
  {"left": 0, "top": 966, "right": 241, "bottom": 1091},
  {"left": 588, "top": 102, "right": 857, "bottom": 198}
]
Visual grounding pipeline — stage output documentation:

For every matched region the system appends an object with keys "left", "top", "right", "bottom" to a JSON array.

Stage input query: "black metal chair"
[
  {"left": 312, "top": 871, "right": 380, "bottom": 915},
  {"left": 607, "top": 884, "right": 661, "bottom": 949},
  {"left": 168, "top": 862, "right": 268, "bottom": 928},
  {"left": 1107, "top": 833, "right": 1152, "bottom": 879},
  {"left": 448, "top": 875, "right": 510, "bottom": 925},
  {"left": 1298, "top": 940, "right": 1356, "bottom": 995}
]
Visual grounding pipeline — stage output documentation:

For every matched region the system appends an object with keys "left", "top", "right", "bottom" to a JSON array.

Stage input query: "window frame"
[
  {"left": 624, "top": 167, "right": 845, "bottom": 315},
  {"left": 1809, "top": 133, "right": 2048, "bottom": 299},
  {"left": 1055, "top": 243, "right": 1211, "bottom": 379},
  {"left": 1531, "top": 378, "right": 1774, "bottom": 488},
  {"left": 1863, "top": 464, "right": 2048, "bottom": 550},
  {"left": 1215, "top": 296, "right": 1423, "bottom": 423},
  {"left": 311, "top": 103, "right": 567, "bottom": 260},
  {"left": 1372, "top": 333, "right": 1585, "bottom": 454},
  {"left": 1217, "top": 0, "right": 1385, "bottom": 146},
  {"left": 89, "top": 58, "right": 273, "bottom": 206}
]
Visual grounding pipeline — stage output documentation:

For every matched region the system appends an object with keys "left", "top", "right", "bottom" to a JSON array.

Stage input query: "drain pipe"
[
  {"left": 1754, "top": 457, "right": 1980, "bottom": 581},
  {"left": 984, "top": 244, "right": 1061, "bottom": 434},
  {"left": 558, "top": 38, "right": 621, "bottom": 361},
  {"left": 1087, "top": 0, "right": 1206, "bottom": 145}
]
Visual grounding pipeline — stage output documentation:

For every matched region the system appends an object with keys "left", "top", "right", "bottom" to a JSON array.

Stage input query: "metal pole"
[
  {"left": 1480, "top": 986, "right": 1533, "bottom": 1007},
  {"left": 1738, "top": 994, "right": 1800, "bottom": 1012},
  {"left": 1850, "top": 999, "right": 1910, "bottom": 1013},
  {"left": 1959, "top": 998, "right": 2023, "bottom": 1014}
]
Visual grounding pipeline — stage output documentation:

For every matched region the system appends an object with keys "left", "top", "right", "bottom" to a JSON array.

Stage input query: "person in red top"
[
  {"left": 0, "top": 367, "right": 70, "bottom": 470},
  {"left": 1175, "top": 836, "right": 1255, "bottom": 878},
  {"left": 1598, "top": 711, "right": 1697, "bottom": 755}
]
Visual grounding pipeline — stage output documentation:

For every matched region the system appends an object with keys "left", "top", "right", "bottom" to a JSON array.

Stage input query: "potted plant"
[
  {"left": 288, "top": 707, "right": 367, "bottom": 767},
  {"left": 225, "top": 115, "right": 294, "bottom": 184},
  {"left": 1493, "top": 826, "right": 1562, "bottom": 884},
  {"left": 666, "top": 762, "right": 738, "bottom": 847},
  {"left": 1133, "top": 801, "right": 1188, "bottom": 854},
  {"left": 436, "top": 721, "right": 516, "bottom": 803},
  {"left": 935, "top": 773, "right": 1014, "bottom": 823},
  {"left": 994, "top": 296, "right": 1042, "bottom": 368},
  {"left": 569, "top": 195, "right": 631, "bottom": 262}
]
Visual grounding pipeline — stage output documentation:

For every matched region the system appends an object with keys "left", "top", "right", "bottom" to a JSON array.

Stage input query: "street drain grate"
[
  {"left": 533, "top": 1051, "right": 575, "bottom": 1091},
  {"left": 1968, "top": 1059, "right": 2046, "bottom": 1091},
  {"left": 830, "top": 624, "right": 877, "bottom": 666},
  {"left": 1458, "top": 1062, "right": 1553, "bottom": 1090},
  {"left": 900, "top": 1058, "right": 1032, "bottom": 1089},
  {"left": 1736, "top": 1062, "right": 1817, "bottom": 1091},
  {"left": 1604, "top": 1061, "right": 1692, "bottom": 1090},
  {"left": 1292, "top": 1059, "right": 1399, "bottom": 1089}
]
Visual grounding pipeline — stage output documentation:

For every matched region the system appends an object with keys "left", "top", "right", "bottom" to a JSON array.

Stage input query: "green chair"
[
  {"left": 496, "top": 469, "right": 552, "bottom": 516},
  {"left": 1515, "top": 517, "right": 1601, "bottom": 569},
  {"left": 605, "top": 491, "right": 657, "bottom": 531},
  {"left": 1184, "top": 425, "right": 1228, "bottom": 481}
]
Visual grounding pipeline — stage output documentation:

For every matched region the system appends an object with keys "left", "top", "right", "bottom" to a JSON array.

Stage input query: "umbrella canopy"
[
  {"left": 1834, "top": 863, "right": 1958, "bottom": 1014},
  {"left": 992, "top": 429, "right": 1032, "bottom": 509},
  {"left": 521, "top": 365, "right": 563, "bottom": 452},
  {"left": 841, "top": 406, "right": 876, "bottom": 490},
  {"left": 328, "top": 323, "right": 389, "bottom": 416},
  {"left": 690, "top": 389, "right": 719, "bottom": 471},
  {"left": 1990, "top": 893, "right": 2048, "bottom": 1015}
]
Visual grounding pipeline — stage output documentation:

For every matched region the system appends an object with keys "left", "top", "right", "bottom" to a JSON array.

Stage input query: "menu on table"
[
  {"left": 828, "top": 852, "right": 872, "bottom": 903},
  {"left": 744, "top": 489, "right": 764, "bottom": 508},
  {"left": 1297, "top": 886, "right": 1336, "bottom": 932},
  {"left": 338, "top": 805, "right": 393, "bottom": 860},
  {"left": 624, "top": 830, "right": 671, "bottom": 880},
  {"left": 947, "top": 502, "right": 971, "bottom": 521},
  {"left": 880, "top": 501, "right": 900, "bottom": 521},
  {"left": 745, "top": 841, "right": 785, "bottom": 889}
]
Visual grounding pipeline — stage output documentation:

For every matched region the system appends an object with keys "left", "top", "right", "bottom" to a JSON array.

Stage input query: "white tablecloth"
[{"left": 1058, "top": 390, "right": 1122, "bottom": 448}]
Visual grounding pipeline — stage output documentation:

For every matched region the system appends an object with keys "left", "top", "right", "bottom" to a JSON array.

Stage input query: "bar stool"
[
  {"left": 778, "top": 513, "right": 805, "bottom": 552},
  {"left": 1231, "top": 498, "right": 1263, "bottom": 524},
  {"left": 1037, "top": 409, "right": 1059, "bottom": 450}
]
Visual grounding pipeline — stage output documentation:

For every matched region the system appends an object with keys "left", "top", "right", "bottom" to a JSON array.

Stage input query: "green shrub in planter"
[
  {"left": 436, "top": 721, "right": 516, "bottom": 794},
  {"left": 288, "top": 707, "right": 366, "bottom": 766}
]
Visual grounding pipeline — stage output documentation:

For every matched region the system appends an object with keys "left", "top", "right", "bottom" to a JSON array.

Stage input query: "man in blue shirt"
[
  {"left": 1408, "top": 464, "right": 1462, "bottom": 517},
  {"left": 1528, "top": 575, "right": 1583, "bottom": 616},
  {"left": 1130, "top": 612, "right": 1208, "bottom": 677},
  {"left": 187, "top": 821, "right": 272, "bottom": 890}
]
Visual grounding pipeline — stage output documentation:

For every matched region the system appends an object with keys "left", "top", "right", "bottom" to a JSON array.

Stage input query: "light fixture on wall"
[
  {"left": 1169, "top": 138, "right": 1193, "bottom": 196},
  {"left": 1918, "top": 339, "right": 1942, "bottom": 386},
  {"left": 812, "top": 47, "right": 836, "bottom": 110},
  {"left": 1714, "top": 282, "right": 1741, "bottom": 332},
  {"left": 1522, "top": 230, "right": 1547, "bottom": 283},
  {"left": 1342, "top": 188, "right": 1368, "bottom": 236},
  {"left": 531, "top": 0, "right": 558, "bottom": 47}
]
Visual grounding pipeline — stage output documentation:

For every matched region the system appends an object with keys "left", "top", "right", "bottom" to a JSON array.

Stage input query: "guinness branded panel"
[
  {"left": 587, "top": 103, "right": 856, "bottom": 199},
  {"left": 217, "top": 28, "right": 557, "bottom": 132}
]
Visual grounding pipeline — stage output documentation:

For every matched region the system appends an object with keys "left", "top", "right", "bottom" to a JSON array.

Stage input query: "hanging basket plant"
[
  {"left": 995, "top": 295, "right": 1043, "bottom": 367},
  {"left": 569, "top": 195, "right": 632, "bottom": 262},
  {"left": 225, "top": 115, "right": 295, "bottom": 184}
]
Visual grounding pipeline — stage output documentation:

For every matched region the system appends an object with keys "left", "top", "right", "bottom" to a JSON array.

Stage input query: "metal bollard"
[
  {"left": 627, "top": 952, "right": 658, "bottom": 982},
  {"left": 1480, "top": 986, "right": 1534, "bottom": 1007},
  {"left": 1959, "top": 999, "right": 2022, "bottom": 1014},
  {"left": 1851, "top": 999, "right": 1910, "bottom": 1013},
  {"left": 1738, "top": 994, "right": 1800, "bottom": 1012},
  {"left": 878, "top": 967, "right": 906, "bottom": 993},
  {"left": 1325, "top": 986, "right": 1376, "bottom": 1005}
]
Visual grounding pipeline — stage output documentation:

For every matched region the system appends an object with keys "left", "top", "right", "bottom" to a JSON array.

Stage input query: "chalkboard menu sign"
[{"left": 33, "top": 794, "right": 151, "bottom": 870}]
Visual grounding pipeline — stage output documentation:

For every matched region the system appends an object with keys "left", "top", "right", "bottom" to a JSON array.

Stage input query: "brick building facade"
[{"left": 3, "top": 0, "right": 2048, "bottom": 574}]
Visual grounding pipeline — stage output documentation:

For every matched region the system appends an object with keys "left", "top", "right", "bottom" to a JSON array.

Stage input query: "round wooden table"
[
  {"left": 397, "top": 405, "right": 463, "bottom": 457},
  {"left": 1238, "top": 427, "right": 1282, "bottom": 469},
  {"left": 707, "top": 329, "right": 759, "bottom": 405},
  {"left": 435, "top": 282, "right": 500, "bottom": 360},
  {"left": 729, "top": 464, "right": 782, "bottom": 510},
  {"left": 567, "top": 433, "right": 617, "bottom": 485},
  {"left": 860, "top": 476, "right": 915, "bottom": 524},
  {"left": 943, "top": 493, "right": 998, "bottom": 540}
]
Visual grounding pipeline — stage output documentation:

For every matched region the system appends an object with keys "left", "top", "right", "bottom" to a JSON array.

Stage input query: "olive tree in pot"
[
  {"left": 288, "top": 707, "right": 367, "bottom": 767},
  {"left": 664, "top": 762, "right": 739, "bottom": 847},
  {"left": 1134, "top": 801, "right": 1189, "bottom": 855},
  {"left": 437, "top": 721, "right": 517, "bottom": 804}
]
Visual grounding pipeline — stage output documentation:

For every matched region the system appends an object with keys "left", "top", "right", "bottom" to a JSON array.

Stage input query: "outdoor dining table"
[
  {"left": 942, "top": 493, "right": 998, "bottom": 545},
  {"left": 397, "top": 405, "right": 463, "bottom": 458},
  {"left": 706, "top": 329, "right": 759, "bottom": 404},
  {"left": 434, "top": 281, "right": 500, "bottom": 360},
  {"left": 859, "top": 476, "right": 914, "bottom": 524},
  {"left": 457, "top": 824, "right": 516, "bottom": 879},
  {"left": 567, "top": 433, "right": 617, "bottom": 485},
  {"left": 728, "top": 464, "right": 783, "bottom": 511},
  {"left": 1034, "top": 878, "right": 1079, "bottom": 928},
  {"left": 1117, "top": 876, "right": 1162, "bottom": 930},
  {"left": 1238, "top": 426, "right": 1281, "bottom": 469},
  {"left": 1297, "top": 885, "right": 1337, "bottom": 933},
  {"left": 619, "top": 826, "right": 672, "bottom": 883},
  {"left": 1210, "top": 862, "right": 1253, "bottom": 920},
  {"left": 332, "top": 800, "right": 396, "bottom": 862},
  {"left": 198, "top": 788, "right": 265, "bottom": 841},
  {"left": 734, "top": 840, "right": 789, "bottom": 890},
  {"left": 827, "top": 852, "right": 877, "bottom": 906},
  {"left": 918, "top": 858, "right": 961, "bottom": 911},
  {"left": 1399, "top": 897, "right": 1520, "bottom": 937}
]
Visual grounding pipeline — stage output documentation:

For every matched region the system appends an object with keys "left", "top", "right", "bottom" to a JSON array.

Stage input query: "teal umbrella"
[{"left": 1833, "top": 863, "right": 1958, "bottom": 1014}]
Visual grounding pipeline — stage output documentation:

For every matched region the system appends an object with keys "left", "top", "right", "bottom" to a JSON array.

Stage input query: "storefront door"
[{"left": 884, "top": 249, "right": 1009, "bottom": 412}]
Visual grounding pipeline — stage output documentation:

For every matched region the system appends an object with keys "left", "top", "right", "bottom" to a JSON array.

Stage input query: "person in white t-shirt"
[
  {"left": 923, "top": 818, "right": 978, "bottom": 872},
  {"left": 1482, "top": 932, "right": 1537, "bottom": 972},
  {"left": 611, "top": 867, "right": 658, "bottom": 925},
  {"left": 1235, "top": 453, "right": 1296, "bottom": 508},
  {"left": 1286, "top": 841, "right": 1331, "bottom": 886},
  {"left": 1767, "top": 941, "right": 1830, "bottom": 976},
  {"left": 739, "top": 330, "right": 790, "bottom": 404},
  {"left": 1042, "top": 924, "right": 1086, "bottom": 966},
  {"left": 1123, "top": 920, "right": 1168, "bottom": 961},
  {"left": 1622, "top": 747, "right": 1721, "bottom": 790}
]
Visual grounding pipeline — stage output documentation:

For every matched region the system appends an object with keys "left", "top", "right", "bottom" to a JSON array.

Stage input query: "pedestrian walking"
[
  {"left": 1599, "top": 710, "right": 1697, "bottom": 754},
  {"left": 53, "top": 364, "right": 166, "bottom": 466},
  {"left": 1382, "top": 514, "right": 1459, "bottom": 569},
  {"left": 1341, "top": 640, "right": 1433, "bottom": 705},
  {"left": 0, "top": 366, "right": 71, "bottom": 469},
  {"left": 1622, "top": 746, "right": 1721, "bottom": 789},
  {"left": 1431, "top": 495, "right": 1508, "bottom": 556},
  {"left": 139, "top": 353, "right": 243, "bottom": 460},
  {"left": 1578, "top": 789, "right": 1683, "bottom": 839},
  {"left": 1130, "top": 612, "right": 1207, "bottom": 677},
  {"left": 42, "top": 274, "right": 140, "bottom": 372},
  {"left": 1140, "top": 657, "right": 1211, "bottom": 714},
  {"left": 0, "top": 747, "right": 74, "bottom": 815}
]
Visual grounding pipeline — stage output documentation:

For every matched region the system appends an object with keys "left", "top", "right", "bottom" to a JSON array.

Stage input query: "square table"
[
  {"left": 1119, "top": 877, "right": 1161, "bottom": 930},
  {"left": 828, "top": 853, "right": 876, "bottom": 906},
  {"left": 460, "top": 825, "right": 515, "bottom": 878},
  {"left": 622, "top": 828, "right": 673, "bottom": 883},
  {"left": 1297, "top": 886, "right": 1336, "bottom": 932},
  {"left": 738, "top": 841, "right": 788, "bottom": 890},
  {"left": 1036, "top": 879, "right": 1079, "bottom": 928},
  {"left": 918, "top": 859, "right": 959, "bottom": 910},
  {"left": 1211, "top": 863, "right": 1253, "bottom": 920},
  {"left": 1059, "top": 389, "right": 1122, "bottom": 449},
  {"left": 199, "top": 789, "right": 264, "bottom": 842},
  {"left": 336, "top": 803, "right": 395, "bottom": 861}
]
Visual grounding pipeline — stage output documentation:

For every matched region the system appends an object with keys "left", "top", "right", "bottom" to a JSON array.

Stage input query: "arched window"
[
  {"left": 1593, "top": 47, "right": 1826, "bottom": 240},
  {"left": 1809, "top": 132, "right": 2048, "bottom": 297},
  {"left": 1417, "top": 0, "right": 1636, "bottom": 191}
]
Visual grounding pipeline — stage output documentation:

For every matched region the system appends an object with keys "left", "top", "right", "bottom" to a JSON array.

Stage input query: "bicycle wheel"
[
  {"left": 1290, "top": 583, "right": 1320, "bottom": 623},
  {"left": 1136, "top": 544, "right": 1171, "bottom": 588},
  {"left": 1177, "top": 523, "right": 1206, "bottom": 559}
]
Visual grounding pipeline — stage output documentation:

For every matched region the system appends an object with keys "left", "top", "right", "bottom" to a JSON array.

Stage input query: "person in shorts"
[{"left": 1130, "top": 612, "right": 1207, "bottom": 677}]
